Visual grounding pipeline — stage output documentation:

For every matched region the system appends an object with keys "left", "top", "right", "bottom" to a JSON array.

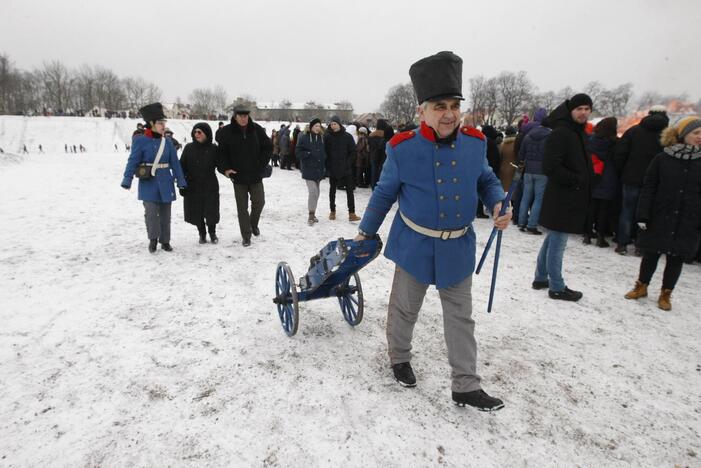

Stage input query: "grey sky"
[{"left": 1, "top": 0, "right": 698, "bottom": 113}]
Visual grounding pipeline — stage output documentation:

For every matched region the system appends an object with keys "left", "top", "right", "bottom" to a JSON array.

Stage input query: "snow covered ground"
[{"left": 0, "top": 117, "right": 699, "bottom": 467}]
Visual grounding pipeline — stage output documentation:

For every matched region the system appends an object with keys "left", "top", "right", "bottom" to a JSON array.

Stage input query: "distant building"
[{"left": 253, "top": 101, "right": 354, "bottom": 123}]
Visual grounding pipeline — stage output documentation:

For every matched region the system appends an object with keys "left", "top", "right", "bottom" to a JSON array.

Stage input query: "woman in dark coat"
[
  {"left": 584, "top": 117, "right": 618, "bottom": 246},
  {"left": 296, "top": 118, "right": 327, "bottom": 225},
  {"left": 625, "top": 116, "right": 701, "bottom": 310},
  {"left": 179, "top": 122, "right": 220, "bottom": 244}
]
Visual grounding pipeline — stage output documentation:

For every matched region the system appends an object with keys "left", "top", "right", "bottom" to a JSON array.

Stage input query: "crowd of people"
[{"left": 119, "top": 51, "right": 700, "bottom": 412}]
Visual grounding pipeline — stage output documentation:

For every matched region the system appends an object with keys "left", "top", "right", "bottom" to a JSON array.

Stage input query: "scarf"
[{"left": 663, "top": 144, "right": 701, "bottom": 160}]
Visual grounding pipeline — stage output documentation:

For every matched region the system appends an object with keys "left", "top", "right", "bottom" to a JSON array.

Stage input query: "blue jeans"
[
  {"left": 518, "top": 173, "right": 548, "bottom": 228},
  {"left": 535, "top": 230, "right": 569, "bottom": 292},
  {"left": 617, "top": 185, "right": 640, "bottom": 246}
]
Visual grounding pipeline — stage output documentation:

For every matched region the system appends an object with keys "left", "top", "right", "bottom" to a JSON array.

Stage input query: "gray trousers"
[
  {"left": 143, "top": 202, "right": 171, "bottom": 243},
  {"left": 387, "top": 266, "right": 481, "bottom": 393},
  {"left": 305, "top": 180, "right": 320, "bottom": 212},
  {"left": 233, "top": 182, "right": 265, "bottom": 241}
]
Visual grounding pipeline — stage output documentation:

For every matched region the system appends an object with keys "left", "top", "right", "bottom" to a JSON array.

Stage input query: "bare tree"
[
  {"left": 124, "top": 76, "right": 161, "bottom": 111},
  {"left": 379, "top": 83, "right": 417, "bottom": 125},
  {"left": 39, "top": 60, "right": 72, "bottom": 111},
  {"left": 211, "top": 85, "right": 228, "bottom": 113},
  {"left": 556, "top": 86, "right": 574, "bottom": 104},
  {"left": 495, "top": 71, "right": 534, "bottom": 125},
  {"left": 482, "top": 77, "right": 499, "bottom": 125},
  {"left": 0, "top": 53, "right": 17, "bottom": 114},
  {"left": 93, "top": 66, "right": 125, "bottom": 110},
  {"left": 189, "top": 87, "right": 215, "bottom": 116},
  {"left": 468, "top": 75, "right": 487, "bottom": 126},
  {"left": 596, "top": 83, "right": 633, "bottom": 117}
]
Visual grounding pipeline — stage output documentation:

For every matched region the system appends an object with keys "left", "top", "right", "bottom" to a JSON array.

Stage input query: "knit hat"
[
  {"left": 676, "top": 116, "right": 701, "bottom": 142},
  {"left": 594, "top": 117, "right": 618, "bottom": 139},
  {"left": 358, "top": 127, "right": 368, "bottom": 134},
  {"left": 329, "top": 115, "right": 342, "bottom": 125},
  {"left": 309, "top": 117, "right": 321, "bottom": 129},
  {"left": 649, "top": 105, "right": 667, "bottom": 114},
  {"left": 504, "top": 126, "right": 517, "bottom": 137},
  {"left": 567, "top": 93, "right": 593, "bottom": 111}
]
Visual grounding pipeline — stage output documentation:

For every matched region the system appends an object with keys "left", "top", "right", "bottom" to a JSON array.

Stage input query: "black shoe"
[
  {"left": 252, "top": 227, "right": 260, "bottom": 236},
  {"left": 518, "top": 224, "right": 526, "bottom": 232},
  {"left": 161, "top": 243, "right": 173, "bottom": 252},
  {"left": 548, "top": 287, "right": 583, "bottom": 302},
  {"left": 199, "top": 235, "right": 207, "bottom": 244},
  {"left": 615, "top": 244, "right": 627, "bottom": 255},
  {"left": 210, "top": 234, "right": 218, "bottom": 244},
  {"left": 526, "top": 227, "right": 542, "bottom": 235},
  {"left": 596, "top": 237, "right": 610, "bottom": 248},
  {"left": 582, "top": 235, "right": 592, "bottom": 245},
  {"left": 452, "top": 389, "right": 504, "bottom": 411},
  {"left": 148, "top": 239, "right": 157, "bottom": 253},
  {"left": 532, "top": 280, "right": 549, "bottom": 290},
  {"left": 242, "top": 239, "right": 251, "bottom": 247},
  {"left": 391, "top": 362, "right": 417, "bottom": 387}
]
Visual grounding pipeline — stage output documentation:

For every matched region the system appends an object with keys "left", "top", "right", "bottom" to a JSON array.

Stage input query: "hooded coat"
[
  {"left": 538, "top": 102, "right": 592, "bottom": 233},
  {"left": 180, "top": 122, "right": 220, "bottom": 225},
  {"left": 296, "top": 131, "right": 327, "bottom": 181},
  {"left": 614, "top": 112, "right": 669, "bottom": 187},
  {"left": 324, "top": 123, "right": 357, "bottom": 180},
  {"left": 588, "top": 134, "right": 618, "bottom": 200},
  {"left": 215, "top": 117, "right": 272, "bottom": 185}
]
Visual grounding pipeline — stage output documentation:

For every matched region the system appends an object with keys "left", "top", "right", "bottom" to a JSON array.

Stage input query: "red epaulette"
[
  {"left": 389, "top": 130, "right": 417, "bottom": 148},
  {"left": 460, "top": 126, "right": 485, "bottom": 141}
]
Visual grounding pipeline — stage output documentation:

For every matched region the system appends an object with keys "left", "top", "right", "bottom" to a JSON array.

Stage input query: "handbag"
[
  {"left": 135, "top": 137, "right": 166, "bottom": 180},
  {"left": 260, "top": 163, "right": 273, "bottom": 178}
]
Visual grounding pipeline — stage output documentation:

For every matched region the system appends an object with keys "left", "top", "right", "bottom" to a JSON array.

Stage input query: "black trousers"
[
  {"left": 586, "top": 198, "right": 612, "bottom": 236},
  {"left": 638, "top": 251, "right": 684, "bottom": 290},
  {"left": 329, "top": 175, "right": 355, "bottom": 213},
  {"left": 196, "top": 220, "right": 216, "bottom": 236},
  {"left": 233, "top": 182, "right": 265, "bottom": 241}
]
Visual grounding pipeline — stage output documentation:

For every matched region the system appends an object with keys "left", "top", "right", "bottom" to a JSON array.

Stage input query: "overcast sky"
[{"left": 1, "top": 0, "right": 698, "bottom": 113}]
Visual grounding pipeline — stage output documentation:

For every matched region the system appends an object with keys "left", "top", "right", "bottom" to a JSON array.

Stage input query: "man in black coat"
[
  {"left": 325, "top": 115, "right": 360, "bottom": 221},
  {"left": 532, "top": 93, "right": 593, "bottom": 301},
  {"left": 613, "top": 106, "right": 669, "bottom": 254},
  {"left": 216, "top": 105, "right": 272, "bottom": 246}
]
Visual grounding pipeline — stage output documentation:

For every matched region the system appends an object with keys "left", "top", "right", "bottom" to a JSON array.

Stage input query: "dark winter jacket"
[
  {"left": 278, "top": 126, "right": 290, "bottom": 157},
  {"left": 324, "top": 125, "right": 356, "bottom": 180},
  {"left": 588, "top": 135, "right": 618, "bottom": 200},
  {"left": 215, "top": 118, "right": 272, "bottom": 185},
  {"left": 518, "top": 125, "right": 551, "bottom": 175},
  {"left": 296, "top": 132, "right": 326, "bottom": 181},
  {"left": 514, "top": 108, "right": 548, "bottom": 157},
  {"left": 481, "top": 126, "right": 501, "bottom": 178},
  {"left": 538, "top": 102, "right": 592, "bottom": 234},
  {"left": 636, "top": 145, "right": 701, "bottom": 259},
  {"left": 180, "top": 123, "right": 220, "bottom": 225},
  {"left": 614, "top": 112, "right": 669, "bottom": 187},
  {"left": 368, "top": 129, "right": 387, "bottom": 167}
]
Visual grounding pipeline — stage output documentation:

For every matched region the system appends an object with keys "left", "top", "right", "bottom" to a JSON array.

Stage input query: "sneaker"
[
  {"left": 391, "top": 362, "right": 417, "bottom": 387},
  {"left": 242, "top": 239, "right": 251, "bottom": 247},
  {"left": 452, "top": 389, "right": 504, "bottom": 411},
  {"left": 210, "top": 234, "right": 218, "bottom": 244},
  {"left": 526, "top": 227, "right": 542, "bottom": 235},
  {"left": 252, "top": 227, "right": 260, "bottom": 237},
  {"left": 548, "top": 287, "right": 583, "bottom": 302},
  {"left": 615, "top": 244, "right": 627, "bottom": 255},
  {"left": 532, "top": 280, "right": 549, "bottom": 290},
  {"left": 161, "top": 243, "right": 173, "bottom": 252},
  {"left": 148, "top": 239, "right": 157, "bottom": 253}
]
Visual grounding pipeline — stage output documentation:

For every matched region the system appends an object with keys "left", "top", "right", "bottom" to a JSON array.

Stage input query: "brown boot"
[
  {"left": 658, "top": 288, "right": 672, "bottom": 311},
  {"left": 329, "top": 211, "right": 336, "bottom": 220},
  {"left": 624, "top": 280, "right": 648, "bottom": 300},
  {"left": 349, "top": 212, "right": 361, "bottom": 222}
]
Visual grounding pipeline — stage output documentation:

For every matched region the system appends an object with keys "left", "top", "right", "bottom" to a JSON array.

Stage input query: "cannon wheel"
[
  {"left": 337, "top": 272, "right": 363, "bottom": 326},
  {"left": 274, "top": 262, "right": 299, "bottom": 336}
]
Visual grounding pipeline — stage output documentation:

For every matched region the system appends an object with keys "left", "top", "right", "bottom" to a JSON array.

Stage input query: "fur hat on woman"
[{"left": 660, "top": 116, "right": 701, "bottom": 146}]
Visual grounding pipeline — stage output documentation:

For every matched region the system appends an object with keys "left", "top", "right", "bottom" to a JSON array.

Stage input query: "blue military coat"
[
  {"left": 121, "top": 132, "right": 187, "bottom": 203},
  {"left": 359, "top": 122, "right": 504, "bottom": 289}
]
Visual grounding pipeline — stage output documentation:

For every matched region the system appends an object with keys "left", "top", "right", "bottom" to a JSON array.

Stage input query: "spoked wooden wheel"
[
  {"left": 274, "top": 262, "right": 299, "bottom": 336},
  {"left": 336, "top": 272, "right": 363, "bottom": 326}
]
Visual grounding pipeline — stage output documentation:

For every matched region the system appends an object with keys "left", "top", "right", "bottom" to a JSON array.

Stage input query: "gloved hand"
[{"left": 637, "top": 222, "right": 647, "bottom": 230}]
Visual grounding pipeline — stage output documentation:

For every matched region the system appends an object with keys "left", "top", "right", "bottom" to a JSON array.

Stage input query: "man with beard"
[
  {"left": 532, "top": 94, "right": 593, "bottom": 301},
  {"left": 216, "top": 104, "right": 272, "bottom": 247},
  {"left": 354, "top": 51, "right": 510, "bottom": 411}
]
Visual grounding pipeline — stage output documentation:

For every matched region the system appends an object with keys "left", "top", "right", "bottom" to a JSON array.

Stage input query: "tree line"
[{"left": 380, "top": 70, "right": 699, "bottom": 127}]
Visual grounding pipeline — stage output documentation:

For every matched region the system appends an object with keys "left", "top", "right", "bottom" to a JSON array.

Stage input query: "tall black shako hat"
[
  {"left": 139, "top": 102, "right": 166, "bottom": 122},
  {"left": 409, "top": 51, "right": 464, "bottom": 104}
]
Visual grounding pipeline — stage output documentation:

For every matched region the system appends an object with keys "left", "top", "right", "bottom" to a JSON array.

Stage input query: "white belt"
[
  {"left": 144, "top": 163, "right": 169, "bottom": 169},
  {"left": 400, "top": 211, "right": 471, "bottom": 240}
]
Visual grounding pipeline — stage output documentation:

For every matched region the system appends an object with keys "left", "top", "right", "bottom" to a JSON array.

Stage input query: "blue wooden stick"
[
  {"left": 476, "top": 180, "right": 517, "bottom": 275},
  {"left": 487, "top": 230, "right": 503, "bottom": 313}
]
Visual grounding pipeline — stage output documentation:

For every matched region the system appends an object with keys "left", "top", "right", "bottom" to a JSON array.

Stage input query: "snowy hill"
[{"left": 0, "top": 116, "right": 699, "bottom": 467}]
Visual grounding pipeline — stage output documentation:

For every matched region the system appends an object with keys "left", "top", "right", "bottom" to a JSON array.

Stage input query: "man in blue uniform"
[{"left": 354, "top": 51, "right": 511, "bottom": 411}]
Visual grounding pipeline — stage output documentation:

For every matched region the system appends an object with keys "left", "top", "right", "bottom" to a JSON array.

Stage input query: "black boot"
[
  {"left": 197, "top": 222, "right": 207, "bottom": 244},
  {"left": 582, "top": 234, "right": 592, "bottom": 245},
  {"left": 161, "top": 242, "right": 173, "bottom": 252},
  {"left": 209, "top": 226, "right": 218, "bottom": 244},
  {"left": 452, "top": 389, "right": 504, "bottom": 411},
  {"left": 596, "top": 234, "right": 609, "bottom": 248},
  {"left": 391, "top": 362, "right": 417, "bottom": 387},
  {"left": 148, "top": 239, "right": 157, "bottom": 253}
]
